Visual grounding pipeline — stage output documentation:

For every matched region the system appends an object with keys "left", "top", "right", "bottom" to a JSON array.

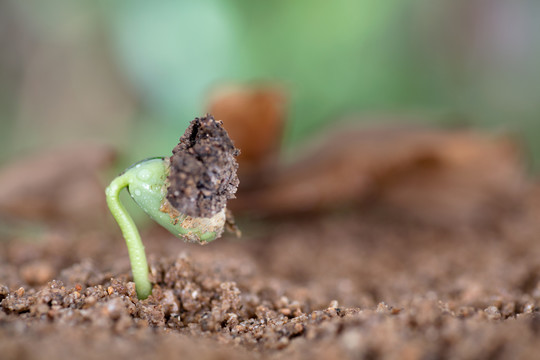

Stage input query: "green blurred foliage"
[
  {"left": 1, "top": 0, "right": 540, "bottom": 169},
  {"left": 102, "top": 0, "right": 540, "bottom": 167},
  {"left": 102, "top": 0, "right": 409, "bottom": 147}
]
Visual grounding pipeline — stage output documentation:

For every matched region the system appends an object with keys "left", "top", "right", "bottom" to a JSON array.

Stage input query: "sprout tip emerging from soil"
[{"left": 105, "top": 114, "right": 239, "bottom": 299}]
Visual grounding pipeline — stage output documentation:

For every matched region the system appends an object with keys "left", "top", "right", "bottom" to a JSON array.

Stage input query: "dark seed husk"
[{"left": 166, "top": 114, "right": 239, "bottom": 218}]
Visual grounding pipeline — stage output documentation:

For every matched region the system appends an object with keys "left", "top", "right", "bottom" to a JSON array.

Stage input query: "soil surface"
[
  {"left": 1, "top": 186, "right": 540, "bottom": 359},
  {"left": 167, "top": 114, "right": 240, "bottom": 218},
  {"left": 1, "top": 126, "right": 540, "bottom": 359}
]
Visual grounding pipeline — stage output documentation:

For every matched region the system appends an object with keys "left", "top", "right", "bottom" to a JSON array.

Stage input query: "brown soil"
[
  {"left": 1, "top": 126, "right": 540, "bottom": 359},
  {"left": 167, "top": 114, "right": 240, "bottom": 218},
  {"left": 1, "top": 188, "right": 540, "bottom": 359}
]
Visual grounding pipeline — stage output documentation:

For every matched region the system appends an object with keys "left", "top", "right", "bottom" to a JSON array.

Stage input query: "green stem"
[{"left": 105, "top": 174, "right": 152, "bottom": 299}]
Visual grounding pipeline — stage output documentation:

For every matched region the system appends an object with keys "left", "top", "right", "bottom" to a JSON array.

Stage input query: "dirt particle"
[
  {"left": 0, "top": 285, "right": 8, "bottom": 300},
  {"left": 20, "top": 261, "right": 54, "bottom": 286},
  {"left": 279, "top": 308, "right": 292, "bottom": 316},
  {"left": 104, "top": 298, "right": 125, "bottom": 320},
  {"left": 328, "top": 300, "right": 339, "bottom": 309},
  {"left": 376, "top": 302, "right": 393, "bottom": 314},
  {"left": 523, "top": 303, "right": 535, "bottom": 314},
  {"left": 161, "top": 290, "right": 180, "bottom": 316},
  {"left": 293, "top": 323, "right": 304, "bottom": 334},
  {"left": 83, "top": 296, "right": 97, "bottom": 309},
  {"left": 484, "top": 306, "right": 502, "bottom": 320}
]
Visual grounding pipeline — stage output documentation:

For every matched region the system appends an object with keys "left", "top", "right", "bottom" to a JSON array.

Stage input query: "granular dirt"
[
  {"left": 166, "top": 114, "right": 240, "bottom": 218},
  {"left": 1, "top": 123, "right": 540, "bottom": 359},
  {"left": 1, "top": 184, "right": 540, "bottom": 359}
]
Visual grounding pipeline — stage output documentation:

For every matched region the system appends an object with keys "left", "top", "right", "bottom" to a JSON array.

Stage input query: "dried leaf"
[
  {"left": 207, "top": 85, "right": 286, "bottom": 187},
  {"left": 233, "top": 125, "right": 526, "bottom": 225},
  {"left": 0, "top": 143, "right": 115, "bottom": 225}
]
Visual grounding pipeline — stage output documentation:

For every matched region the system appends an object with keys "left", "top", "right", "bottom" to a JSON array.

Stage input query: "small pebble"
[{"left": 20, "top": 261, "right": 54, "bottom": 286}]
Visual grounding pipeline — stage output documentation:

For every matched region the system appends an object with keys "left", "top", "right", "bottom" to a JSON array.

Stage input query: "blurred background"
[
  {"left": 3, "top": 3, "right": 540, "bottom": 355},
  {"left": 1, "top": 0, "right": 539, "bottom": 169}
]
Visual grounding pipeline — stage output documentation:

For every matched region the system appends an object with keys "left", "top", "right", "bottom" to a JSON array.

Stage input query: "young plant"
[{"left": 106, "top": 115, "right": 239, "bottom": 299}]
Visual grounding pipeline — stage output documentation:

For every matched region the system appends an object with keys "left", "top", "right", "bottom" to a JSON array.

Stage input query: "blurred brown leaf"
[
  {"left": 0, "top": 143, "right": 115, "bottom": 226},
  {"left": 232, "top": 125, "right": 526, "bottom": 226},
  {"left": 207, "top": 85, "right": 287, "bottom": 188}
]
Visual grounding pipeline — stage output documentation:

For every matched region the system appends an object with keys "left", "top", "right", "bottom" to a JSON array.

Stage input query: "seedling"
[{"left": 106, "top": 115, "right": 239, "bottom": 299}]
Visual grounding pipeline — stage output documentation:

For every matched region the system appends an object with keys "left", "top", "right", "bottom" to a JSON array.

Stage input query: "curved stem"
[{"left": 105, "top": 174, "right": 152, "bottom": 299}]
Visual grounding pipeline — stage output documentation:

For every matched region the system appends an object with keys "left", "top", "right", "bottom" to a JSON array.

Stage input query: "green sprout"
[{"left": 106, "top": 115, "right": 239, "bottom": 299}]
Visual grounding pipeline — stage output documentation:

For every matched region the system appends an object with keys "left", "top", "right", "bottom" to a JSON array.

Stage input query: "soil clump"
[{"left": 166, "top": 114, "right": 239, "bottom": 218}]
